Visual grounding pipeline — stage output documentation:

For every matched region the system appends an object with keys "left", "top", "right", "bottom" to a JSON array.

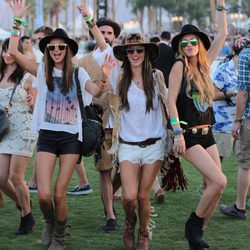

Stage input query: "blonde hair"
[{"left": 179, "top": 38, "right": 214, "bottom": 104}]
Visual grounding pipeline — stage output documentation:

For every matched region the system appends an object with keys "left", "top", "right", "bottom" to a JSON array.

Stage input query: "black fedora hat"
[
  {"left": 39, "top": 28, "right": 78, "bottom": 56},
  {"left": 113, "top": 33, "right": 159, "bottom": 62},
  {"left": 89, "top": 17, "right": 121, "bottom": 38},
  {"left": 171, "top": 24, "right": 210, "bottom": 53}
]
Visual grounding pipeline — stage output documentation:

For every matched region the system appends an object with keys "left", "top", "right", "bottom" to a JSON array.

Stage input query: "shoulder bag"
[{"left": 75, "top": 68, "right": 104, "bottom": 159}]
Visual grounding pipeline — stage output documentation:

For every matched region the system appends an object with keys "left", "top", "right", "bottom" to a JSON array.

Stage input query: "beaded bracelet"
[
  {"left": 172, "top": 128, "right": 183, "bottom": 136},
  {"left": 174, "top": 136, "right": 183, "bottom": 142}
]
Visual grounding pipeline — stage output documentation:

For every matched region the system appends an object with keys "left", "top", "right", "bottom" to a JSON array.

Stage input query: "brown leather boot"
[
  {"left": 41, "top": 209, "right": 55, "bottom": 247},
  {"left": 136, "top": 229, "right": 149, "bottom": 250},
  {"left": 123, "top": 216, "right": 137, "bottom": 249},
  {"left": 48, "top": 220, "right": 68, "bottom": 250}
]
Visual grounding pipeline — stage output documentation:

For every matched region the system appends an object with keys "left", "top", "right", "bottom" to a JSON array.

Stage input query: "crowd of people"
[{"left": 0, "top": 0, "right": 250, "bottom": 249}]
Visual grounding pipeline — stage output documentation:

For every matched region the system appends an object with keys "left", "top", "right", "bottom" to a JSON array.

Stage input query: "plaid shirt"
[{"left": 238, "top": 47, "right": 250, "bottom": 118}]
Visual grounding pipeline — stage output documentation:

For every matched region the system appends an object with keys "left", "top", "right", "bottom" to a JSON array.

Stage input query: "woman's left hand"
[{"left": 101, "top": 54, "right": 116, "bottom": 79}]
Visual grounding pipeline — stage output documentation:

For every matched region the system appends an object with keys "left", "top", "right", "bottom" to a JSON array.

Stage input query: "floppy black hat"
[
  {"left": 89, "top": 17, "right": 121, "bottom": 38},
  {"left": 113, "top": 33, "right": 159, "bottom": 62},
  {"left": 171, "top": 24, "right": 211, "bottom": 52},
  {"left": 39, "top": 28, "right": 78, "bottom": 56}
]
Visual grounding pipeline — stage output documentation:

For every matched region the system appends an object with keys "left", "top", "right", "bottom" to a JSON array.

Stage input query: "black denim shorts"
[
  {"left": 184, "top": 129, "right": 216, "bottom": 150},
  {"left": 37, "top": 129, "right": 81, "bottom": 156}
]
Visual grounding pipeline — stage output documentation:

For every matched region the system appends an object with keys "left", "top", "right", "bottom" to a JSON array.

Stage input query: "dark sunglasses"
[
  {"left": 47, "top": 43, "right": 67, "bottom": 51},
  {"left": 180, "top": 38, "right": 198, "bottom": 48},
  {"left": 126, "top": 47, "right": 145, "bottom": 55}
]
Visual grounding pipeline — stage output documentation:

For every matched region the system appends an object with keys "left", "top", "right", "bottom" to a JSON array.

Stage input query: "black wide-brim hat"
[
  {"left": 39, "top": 28, "right": 78, "bottom": 56},
  {"left": 113, "top": 33, "right": 159, "bottom": 62},
  {"left": 171, "top": 24, "right": 211, "bottom": 53},
  {"left": 89, "top": 17, "right": 121, "bottom": 39}
]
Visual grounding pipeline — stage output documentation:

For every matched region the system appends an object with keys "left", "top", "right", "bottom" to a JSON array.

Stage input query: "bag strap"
[
  {"left": 75, "top": 67, "right": 88, "bottom": 122},
  {"left": 9, "top": 82, "right": 19, "bottom": 107}
]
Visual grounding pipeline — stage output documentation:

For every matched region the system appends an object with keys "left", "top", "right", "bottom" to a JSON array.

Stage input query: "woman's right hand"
[
  {"left": 77, "top": 0, "right": 90, "bottom": 17},
  {"left": 8, "top": 0, "right": 29, "bottom": 18},
  {"left": 173, "top": 136, "right": 186, "bottom": 158}
]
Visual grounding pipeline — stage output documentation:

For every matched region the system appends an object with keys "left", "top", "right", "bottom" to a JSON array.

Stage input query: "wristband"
[
  {"left": 174, "top": 136, "right": 183, "bottom": 142},
  {"left": 14, "top": 17, "right": 28, "bottom": 27},
  {"left": 172, "top": 128, "right": 183, "bottom": 136}
]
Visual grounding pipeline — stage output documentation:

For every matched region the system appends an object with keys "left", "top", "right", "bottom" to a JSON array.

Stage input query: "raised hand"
[
  {"left": 102, "top": 54, "right": 116, "bottom": 78},
  {"left": 8, "top": 0, "right": 29, "bottom": 18},
  {"left": 76, "top": 0, "right": 90, "bottom": 17}
]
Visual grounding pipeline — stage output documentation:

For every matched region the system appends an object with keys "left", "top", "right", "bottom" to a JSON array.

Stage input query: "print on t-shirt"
[{"left": 44, "top": 76, "right": 77, "bottom": 125}]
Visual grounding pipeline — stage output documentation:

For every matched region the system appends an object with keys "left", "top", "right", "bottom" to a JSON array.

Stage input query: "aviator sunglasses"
[
  {"left": 126, "top": 47, "right": 145, "bottom": 55},
  {"left": 180, "top": 38, "right": 198, "bottom": 48},
  {"left": 47, "top": 43, "right": 67, "bottom": 51}
]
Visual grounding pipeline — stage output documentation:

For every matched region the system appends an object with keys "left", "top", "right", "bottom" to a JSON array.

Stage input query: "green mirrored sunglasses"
[{"left": 180, "top": 38, "right": 198, "bottom": 48}]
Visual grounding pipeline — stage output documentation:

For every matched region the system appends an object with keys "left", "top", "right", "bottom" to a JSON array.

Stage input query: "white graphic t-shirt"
[{"left": 32, "top": 63, "right": 91, "bottom": 141}]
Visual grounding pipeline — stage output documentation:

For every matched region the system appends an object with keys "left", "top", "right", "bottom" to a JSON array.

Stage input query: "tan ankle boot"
[
  {"left": 41, "top": 210, "right": 54, "bottom": 247},
  {"left": 136, "top": 229, "right": 149, "bottom": 250},
  {"left": 123, "top": 217, "right": 137, "bottom": 249},
  {"left": 48, "top": 220, "right": 68, "bottom": 250}
]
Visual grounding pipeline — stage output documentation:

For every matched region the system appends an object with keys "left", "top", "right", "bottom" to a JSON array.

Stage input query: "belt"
[
  {"left": 185, "top": 126, "right": 211, "bottom": 135},
  {"left": 105, "top": 128, "right": 113, "bottom": 133},
  {"left": 119, "top": 137, "right": 161, "bottom": 148}
]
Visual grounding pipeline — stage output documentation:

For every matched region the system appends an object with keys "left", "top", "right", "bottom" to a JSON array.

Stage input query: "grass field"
[{"left": 0, "top": 155, "right": 249, "bottom": 250}]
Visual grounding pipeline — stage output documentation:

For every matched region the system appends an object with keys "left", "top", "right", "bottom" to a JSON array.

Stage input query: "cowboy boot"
[
  {"left": 15, "top": 212, "right": 35, "bottom": 235},
  {"left": 48, "top": 220, "right": 68, "bottom": 250},
  {"left": 185, "top": 212, "right": 209, "bottom": 249},
  {"left": 123, "top": 215, "right": 137, "bottom": 249},
  {"left": 41, "top": 209, "right": 55, "bottom": 247},
  {"left": 136, "top": 229, "right": 149, "bottom": 250}
]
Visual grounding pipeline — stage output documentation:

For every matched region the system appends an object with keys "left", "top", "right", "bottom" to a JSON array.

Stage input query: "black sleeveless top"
[{"left": 176, "top": 76, "right": 215, "bottom": 128}]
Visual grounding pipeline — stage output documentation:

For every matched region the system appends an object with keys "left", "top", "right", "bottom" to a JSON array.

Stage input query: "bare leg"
[
  {"left": 0, "top": 154, "right": 19, "bottom": 204},
  {"left": 138, "top": 161, "right": 162, "bottom": 231},
  {"left": 100, "top": 169, "right": 115, "bottom": 220},
  {"left": 54, "top": 154, "right": 79, "bottom": 221},
  {"left": 236, "top": 167, "right": 250, "bottom": 209},
  {"left": 9, "top": 155, "right": 32, "bottom": 216},
  {"left": 75, "top": 161, "right": 89, "bottom": 187}
]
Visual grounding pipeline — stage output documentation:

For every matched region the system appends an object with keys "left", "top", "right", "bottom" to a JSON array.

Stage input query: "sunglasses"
[
  {"left": 126, "top": 47, "right": 145, "bottom": 55},
  {"left": 180, "top": 38, "right": 198, "bottom": 48},
  {"left": 47, "top": 43, "right": 67, "bottom": 51}
]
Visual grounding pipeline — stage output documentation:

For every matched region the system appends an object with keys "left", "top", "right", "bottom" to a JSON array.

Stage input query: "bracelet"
[
  {"left": 217, "top": 5, "right": 226, "bottom": 11},
  {"left": 174, "top": 136, "right": 183, "bottom": 142},
  {"left": 11, "top": 34, "right": 20, "bottom": 38},
  {"left": 14, "top": 17, "right": 28, "bottom": 27},
  {"left": 172, "top": 128, "right": 183, "bottom": 136},
  {"left": 84, "top": 14, "right": 96, "bottom": 28},
  {"left": 170, "top": 117, "right": 187, "bottom": 126},
  {"left": 234, "top": 119, "right": 243, "bottom": 123},
  {"left": 11, "top": 29, "right": 20, "bottom": 35}
]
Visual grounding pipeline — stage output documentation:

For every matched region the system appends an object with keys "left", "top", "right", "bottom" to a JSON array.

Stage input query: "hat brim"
[
  {"left": 172, "top": 31, "right": 210, "bottom": 53},
  {"left": 39, "top": 36, "right": 78, "bottom": 56},
  {"left": 113, "top": 43, "right": 159, "bottom": 62},
  {"left": 89, "top": 20, "right": 121, "bottom": 39}
]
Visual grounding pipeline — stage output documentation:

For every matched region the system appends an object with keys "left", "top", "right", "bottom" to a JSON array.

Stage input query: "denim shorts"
[
  {"left": 184, "top": 129, "right": 216, "bottom": 150},
  {"left": 118, "top": 138, "right": 166, "bottom": 165},
  {"left": 37, "top": 129, "right": 81, "bottom": 156}
]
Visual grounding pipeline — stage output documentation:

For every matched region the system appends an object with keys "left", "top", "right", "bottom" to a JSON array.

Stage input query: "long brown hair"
[
  {"left": 179, "top": 37, "right": 214, "bottom": 104},
  {"left": 118, "top": 47, "right": 155, "bottom": 112},
  {"left": 44, "top": 42, "right": 74, "bottom": 95},
  {"left": 0, "top": 38, "right": 24, "bottom": 83}
]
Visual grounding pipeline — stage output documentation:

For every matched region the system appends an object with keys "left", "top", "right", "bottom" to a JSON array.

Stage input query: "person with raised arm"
[
  {"left": 8, "top": 1, "right": 115, "bottom": 249},
  {"left": 167, "top": 0, "right": 228, "bottom": 249}
]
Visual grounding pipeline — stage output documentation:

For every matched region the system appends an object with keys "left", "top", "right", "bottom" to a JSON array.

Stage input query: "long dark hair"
[
  {"left": 44, "top": 40, "right": 74, "bottom": 95},
  {"left": 0, "top": 38, "right": 24, "bottom": 83},
  {"left": 118, "top": 47, "right": 155, "bottom": 112}
]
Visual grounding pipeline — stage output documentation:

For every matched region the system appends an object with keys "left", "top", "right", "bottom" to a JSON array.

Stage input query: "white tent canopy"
[{"left": 0, "top": 28, "right": 10, "bottom": 40}]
